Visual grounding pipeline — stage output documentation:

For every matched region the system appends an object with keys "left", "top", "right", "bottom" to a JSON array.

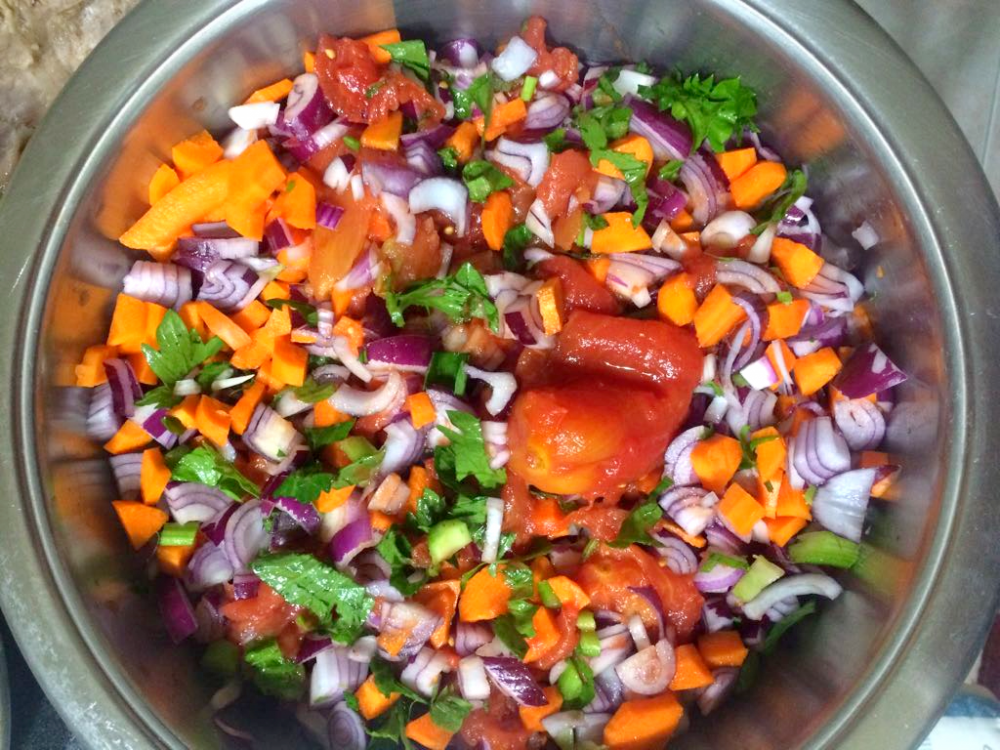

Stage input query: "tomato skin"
[
  {"left": 520, "top": 16, "right": 580, "bottom": 93},
  {"left": 534, "top": 608, "right": 580, "bottom": 670},
  {"left": 315, "top": 36, "right": 381, "bottom": 122},
  {"left": 459, "top": 693, "right": 537, "bottom": 750},
  {"left": 366, "top": 71, "right": 445, "bottom": 126},
  {"left": 536, "top": 150, "right": 594, "bottom": 217},
  {"left": 219, "top": 583, "right": 303, "bottom": 647},
  {"left": 537, "top": 256, "right": 620, "bottom": 315},
  {"left": 576, "top": 544, "right": 704, "bottom": 640}
]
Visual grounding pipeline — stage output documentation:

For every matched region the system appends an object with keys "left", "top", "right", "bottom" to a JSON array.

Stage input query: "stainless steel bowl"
[{"left": 1, "top": 0, "right": 999, "bottom": 747}]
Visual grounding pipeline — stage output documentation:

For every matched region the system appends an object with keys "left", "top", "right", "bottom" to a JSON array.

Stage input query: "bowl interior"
[{"left": 10, "top": 0, "right": 988, "bottom": 747}]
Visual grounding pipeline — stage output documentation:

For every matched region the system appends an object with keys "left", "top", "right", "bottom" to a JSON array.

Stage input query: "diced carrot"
[
  {"left": 370, "top": 511, "right": 395, "bottom": 532},
  {"left": 524, "top": 607, "right": 561, "bottom": 663},
  {"left": 332, "top": 287, "right": 356, "bottom": 317},
  {"left": 477, "top": 98, "right": 527, "bottom": 141},
  {"left": 776, "top": 480, "right": 811, "bottom": 520},
  {"left": 74, "top": 345, "right": 118, "bottom": 387},
  {"left": 730, "top": 161, "right": 787, "bottom": 210},
  {"left": 258, "top": 283, "right": 288, "bottom": 305},
  {"left": 197, "top": 302, "right": 252, "bottom": 350},
  {"left": 793, "top": 347, "right": 842, "bottom": 396},
  {"left": 106, "top": 294, "right": 150, "bottom": 353},
  {"left": 657, "top": 273, "right": 698, "bottom": 326},
  {"left": 229, "top": 380, "right": 266, "bottom": 435},
  {"left": 171, "top": 130, "right": 223, "bottom": 180},
  {"left": 413, "top": 580, "right": 461, "bottom": 649},
  {"left": 770, "top": 236, "right": 824, "bottom": 288},
  {"left": 519, "top": 686, "right": 563, "bottom": 732},
  {"left": 316, "top": 485, "right": 355, "bottom": 513},
  {"left": 111, "top": 501, "right": 168, "bottom": 550},
  {"left": 535, "top": 277, "right": 565, "bottom": 335},
  {"left": 355, "top": 675, "right": 400, "bottom": 720},
  {"left": 763, "top": 298, "right": 810, "bottom": 340},
  {"left": 482, "top": 191, "right": 514, "bottom": 252},
  {"left": 693, "top": 284, "right": 747, "bottom": 348},
  {"left": 170, "top": 394, "right": 200, "bottom": 430},
  {"left": 361, "top": 29, "right": 401, "bottom": 63},
  {"left": 314, "top": 399, "right": 350, "bottom": 427},
  {"left": 226, "top": 140, "right": 288, "bottom": 238},
  {"left": 690, "top": 434, "right": 742, "bottom": 494},
  {"left": 140, "top": 448, "right": 171, "bottom": 505},
  {"left": 128, "top": 353, "right": 158, "bottom": 385},
  {"left": 196, "top": 395, "right": 231, "bottom": 448},
  {"left": 669, "top": 644, "right": 715, "bottom": 691},
  {"left": 176, "top": 300, "right": 206, "bottom": 341},
  {"left": 697, "top": 631, "right": 749, "bottom": 668},
  {"left": 104, "top": 421, "right": 152, "bottom": 454},
  {"left": 406, "top": 465, "right": 430, "bottom": 514},
  {"left": 231, "top": 299, "right": 271, "bottom": 334},
  {"left": 765, "top": 339, "right": 797, "bottom": 390},
  {"left": 156, "top": 543, "right": 196, "bottom": 577},
  {"left": 590, "top": 212, "right": 652, "bottom": 254},
  {"left": 531, "top": 555, "right": 557, "bottom": 584},
  {"left": 662, "top": 520, "right": 707, "bottom": 548},
  {"left": 333, "top": 315, "right": 365, "bottom": 354},
  {"left": 148, "top": 164, "right": 181, "bottom": 205},
  {"left": 302, "top": 50, "right": 315, "bottom": 73},
  {"left": 120, "top": 160, "right": 232, "bottom": 259},
  {"left": 145, "top": 302, "right": 168, "bottom": 345},
  {"left": 445, "top": 122, "right": 479, "bottom": 163},
  {"left": 310, "top": 193, "right": 375, "bottom": 298},
  {"left": 757, "top": 472, "right": 782, "bottom": 519},
  {"left": 595, "top": 134, "right": 653, "bottom": 179},
  {"left": 670, "top": 209, "right": 694, "bottom": 232},
  {"left": 545, "top": 576, "right": 591, "bottom": 610},
  {"left": 244, "top": 78, "right": 294, "bottom": 104},
  {"left": 362, "top": 111, "right": 403, "bottom": 151},
  {"left": 586, "top": 257, "right": 611, "bottom": 284},
  {"left": 459, "top": 567, "right": 511, "bottom": 622},
  {"left": 270, "top": 172, "right": 317, "bottom": 230},
  {"left": 752, "top": 426, "right": 786, "bottom": 482},
  {"left": 860, "top": 450, "right": 898, "bottom": 499},
  {"left": 257, "top": 357, "right": 287, "bottom": 391},
  {"left": 766, "top": 516, "right": 808, "bottom": 547},
  {"left": 406, "top": 392, "right": 436, "bottom": 430},
  {"left": 271, "top": 336, "right": 308, "bottom": 387},
  {"left": 604, "top": 693, "right": 684, "bottom": 750},
  {"left": 718, "top": 483, "right": 765, "bottom": 537},
  {"left": 715, "top": 147, "right": 758, "bottom": 182},
  {"left": 405, "top": 712, "right": 455, "bottom": 750}
]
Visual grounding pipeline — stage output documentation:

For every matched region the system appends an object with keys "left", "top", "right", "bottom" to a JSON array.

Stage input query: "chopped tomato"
[
  {"left": 379, "top": 216, "right": 442, "bottom": 286},
  {"left": 536, "top": 149, "right": 594, "bottom": 217},
  {"left": 220, "top": 582, "right": 303, "bottom": 647},
  {"left": 460, "top": 692, "right": 536, "bottom": 750},
  {"left": 503, "top": 471, "right": 628, "bottom": 544},
  {"left": 520, "top": 16, "right": 580, "bottom": 93},
  {"left": 534, "top": 608, "right": 580, "bottom": 670},
  {"left": 683, "top": 252, "right": 718, "bottom": 299},
  {"left": 537, "top": 256, "right": 620, "bottom": 315},
  {"left": 367, "top": 71, "right": 445, "bottom": 126},
  {"left": 576, "top": 544, "right": 704, "bottom": 640},
  {"left": 314, "top": 36, "right": 382, "bottom": 123}
]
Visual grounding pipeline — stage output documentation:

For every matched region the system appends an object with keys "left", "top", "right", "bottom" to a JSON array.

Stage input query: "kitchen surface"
[{"left": 0, "top": 0, "right": 998, "bottom": 747}]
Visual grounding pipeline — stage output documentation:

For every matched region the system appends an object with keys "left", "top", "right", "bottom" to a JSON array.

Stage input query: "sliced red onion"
[
  {"left": 628, "top": 586, "right": 666, "bottom": 636},
  {"left": 316, "top": 202, "right": 344, "bottom": 231},
  {"left": 801, "top": 263, "right": 863, "bottom": 313},
  {"left": 186, "top": 541, "right": 235, "bottom": 591},
  {"left": 103, "top": 358, "right": 143, "bottom": 419},
  {"left": 663, "top": 426, "right": 703, "bottom": 486},
  {"left": 590, "top": 625, "right": 632, "bottom": 676},
  {"left": 286, "top": 120, "right": 350, "bottom": 162},
  {"left": 281, "top": 73, "right": 333, "bottom": 138},
  {"left": 697, "top": 668, "right": 739, "bottom": 715},
  {"left": 362, "top": 160, "right": 424, "bottom": 198},
  {"left": 694, "top": 560, "right": 746, "bottom": 594},
  {"left": 133, "top": 406, "right": 177, "bottom": 449},
  {"left": 627, "top": 615, "right": 651, "bottom": 651},
  {"left": 680, "top": 148, "right": 730, "bottom": 226},
  {"left": 368, "top": 474, "right": 410, "bottom": 515},
  {"left": 456, "top": 622, "right": 494, "bottom": 657},
  {"left": 525, "top": 198, "right": 554, "bottom": 247},
  {"left": 330, "top": 371, "right": 404, "bottom": 417},
  {"left": 615, "top": 641, "right": 675, "bottom": 696},
  {"left": 458, "top": 655, "right": 491, "bottom": 701},
  {"left": 122, "top": 260, "right": 193, "bottom": 309},
  {"left": 333, "top": 246, "right": 379, "bottom": 294},
  {"left": 197, "top": 261, "right": 264, "bottom": 312},
  {"left": 702, "top": 597, "right": 736, "bottom": 633},
  {"left": 812, "top": 468, "right": 875, "bottom": 543},
  {"left": 380, "top": 603, "right": 441, "bottom": 661},
  {"left": 322, "top": 156, "right": 354, "bottom": 192},
  {"left": 585, "top": 669, "right": 625, "bottom": 714},
  {"left": 157, "top": 576, "right": 198, "bottom": 644},
  {"left": 660, "top": 486, "right": 718, "bottom": 537},
  {"left": 701, "top": 211, "right": 755, "bottom": 249},
  {"left": 715, "top": 259, "right": 782, "bottom": 295},
  {"left": 524, "top": 94, "right": 571, "bottom": 131},
  {"left": 274, "top": 496, "right": 321, "bottom": 535},
  {"left": 650, "top": 220, "right": 687, "bottom": 258},
  {"left": 787, "top": 317, "right": 848, "bottom": 358},
  {"left": 777, "top": 197, "right": 822, "bottom": 252},
  {"left": 625, "top": 96, "right": 691, "bottom": 160},
  {"left": 482, "top": 657, "right": 546, "bottom": 706},
  {"left": 409, "top": 177, "right": 469, "bottom": 236},
  {"left": 646, "top": 178, "right": 687, "bottom": 228},
  {"left": 108, "top": 452, "right": 142, "bottom": 499},
  {"left": 88, "top": 384, "right": 121, "bottom": 440},
  {"left": 193, "top": 593, "right": 225, "bottom": 644},
  {"left": 585, "top": 175, "right": 627, "bottom": 215},
  {"left": 748, "top": 223, "right": 777, "bottom": 264},
  {"left": 833, "top": 399, "right": 886, "bottom": 451},
  {"left": 365, "top": 335, "right": 433, "bottom": 373},
  {"left": 310, "top": 646, "right": 365, "bottom": 707},
  {"left": 381, "top": 420, "right": 425, "bottom": 476},
  {"left": 463, "top": 366, "right": 517, "bottom": 416},
  {"left": 706, "top": 521, "right": 746, "bottom": 554},
  {"left": 228, "top": 101, "right": 280, "bottom": 130},
  {"left": 244, "top": 405, "right": 300, "bottom": 462},
  {"left": 792, "top": 416, "right": 851, "bottom": 488},
  {"left": 439, "top": 38, "right": 481, "bottom": 68},
  {"left": 724, "top": 387, "right": 777, "bottom": 434},
  {"left": 833, "top": 343, "right": 907, "bottom": 399},
  {"left": 203, "top": 503, "right": 238, "bottom": 546},
  {"left": 742, "top": 573, "right": 843, "bottom": 620},
  {"left": 164, "top": 482, "right": 233, "bottom": 524},
  {"left": 491, "top": 36, "right": 537, "bottom": 81},
  {"left": 542, "top": 712, "right": 612, "bottom": 748},
  {"left": 493, "top": 138, "right": 550, "bottom": 187},
  {"left": 380, "top": 193, "right": 416, "bottom": 245},
  {"left": 605, "top": 260, "right": 655, "bottom": 307},
  {"left": 611, "top": 252, "right": 681, "bottom": 280},
  {"left": 654, "top": 534, "right": 699, "bottom": 575},
  {"left": 232, "top": 572, "right": 261, "bottom": 600},
  {"left": 327, "top": 701, "right": 367, "bottom": 750},
  {"left": 401, "top": 124, "right": 456, "bottom": 151},
  {"left": 223, "top": 499, "right": 269, "bottom": 573},
  {"left": 330, "top": 515, "right": 376, "bottom": 566},
  {"left": 404, "top": 139, "right": 443, "bottom": 176}
]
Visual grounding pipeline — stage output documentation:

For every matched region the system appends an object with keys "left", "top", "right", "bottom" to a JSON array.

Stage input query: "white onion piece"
[
  {"left": 350, "top": 173, "right": 365, "bottom": 202},
  {"left": 401, "top": 648, "right": 434, "bottom": 692},
  {"left": 333, "top": 337, "right": 372, "bottom": 383},
  {"left": 650, "top": 220, "right": 688, "bottom": 259},
  {"left": 742, "top": 574, "right": 843, "bottom": 620},
  {"left": 485, "top": 272, "right": 532, "bottom": 297},
  {"left": 348, "top": 636, "right": 377, "bottom": 662},
  {"left": 212, "top": 373, "right": 256, "bottom": 391},
  {"left": 833, "top": 399, "right": 886, "bottom": 451},
  {"left": 494, "top": 138, "right": 550, "bottom": 187},
  {"left": 748, "top": 223, "right": 776, "bottom": 264},
  {"left": 173, "top": 379, "right": 201, "bottom": 397},
  {"left": 701, "top": 211, "right": 756, "bottom": 249},
  {"left": 368, "top": 473, "right": 409, "bottom": 514},
  {"left": 464, "top": 366, "right": 518, "bottom": 415},
  {"left": 612, "top": 69, "right": 657, "bottom": 97},
  {"left": 330, "top": 372, "right": 404, "bottom": 416},
  {"left": 627, "top": 615, "right": 651, "bottom": 651},
  {"left": 488, "top": 150, "right": 532, "bottom": 184},
  {"left": 409, "top": 177, "right": 469, "bottom": 236},
  {"left": 228, "top": 101, "right": 280, "bottom": 130},
  {"left": 526, "top": 199, "right": 554, "bottom": 247},
  {"left": 274, "top": 390, "right": 312, "bottom": 418},
  {"left": 491, "top": 36, "right": 538, "bottom": 81},
  {"left": 702, "top": 354, "right": 717, "bottom": 382},
  {"left": 319, "top": 495, "right": 360, "bottom": 543},
  {"left": 310, "top": 648, "right": 347, "bottom": 707},
  {"left": 381, "top": 193, "right": 416, "bottom": 245},
  {"left": 222, "top": 128, "right": 257, "bottom": 159},
  {"left": 704, "top": 395, "right": 729, "bottom": 424},
  {"left": 852, "top": 221, "right": 880, "bottom": 250},
  {"left": 740, "top": 356, "right": 779, "bottom": 390},
  {"left": 323, "top": 157, "right": 353, "bottom": 192},
  {"left": 812, "top": 468, "right": 876, "bottom": 542},
  {"left": 480, "top": 497, "right": 504, "bottom": 564},
  {"left": 615, "top": 641, "right": 675, "bottom": 696},
  {"left": 458, "top": 656, "right": 491, "bottom": 701},
  {"left": 415, "top": 651, "right": 452, "bottom": 696},
  {"left": 538, "top": 70, "right": 560, "bottom": 89}
]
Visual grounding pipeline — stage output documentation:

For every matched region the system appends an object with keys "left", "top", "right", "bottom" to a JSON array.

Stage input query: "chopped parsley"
[
  {"left": 243, "top": 638, "right": 305, "bottom": 700},
  {"left": 502, "top": 223, "right": 533, "bottom": 272},
  {"left": 438, "top": 146, "right": 459, "bottom": 170},
  {"left": 462, "top": 160, "right": 514, "bottom": 202},
  {"left": 265, "top": 298, "right": 320, "bottom": 326},
  {"left": 575, "top": 107, "right": 649, "bottom": 225},
  {"left": 142, "top": 309, "right": 224, "bottom": 387},
  {"left": 385, "top": 262, "right": 499, "bottom": 333},
  {"left": 170, "top": 445, "right": 260, "bottom": 500},
  {"left": 424, "top": 351, "right": 469, "bottom": 396},
  {"left": 452, "top": 74, "right": 493, "bottom": 121},
  {"left": 609, "top": 500, "right": 664, "bottom": 548},
  {"left": 380, "top": 40, "right": 431, "bottom": 81},
  {"left": 434, "top": 410, "right": 506, "bottom": 491},
  {"left": 293, "top": 377, "right": 335, "bottom": 404},
  {"left": 275, "top": 464, "right": 334, "bottom": 504},
  {"left": 543, "top": 127, "right": 568, "bottom": 153},
  {"left": 658, "top": 159, "right": 684, "bottom": 181},
  {"left": 343, "top": 135, "right": 361, "bottom": 152},
  {"left": 303, "top": 419, "right": 355, "bottom": 450},
  {"left": 776, "top": 290, "right": 794, "bottom": 305},
  {"left": 429, "top": 691, "right": 473, "bottom": 732}
]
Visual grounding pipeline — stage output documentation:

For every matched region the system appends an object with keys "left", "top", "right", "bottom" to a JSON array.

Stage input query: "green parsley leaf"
[
  {"left": 582, "top": 213, "right": 609, "bottom": 231},
  {"left": 265, "top": 298, "right": 320, "bottom": 327},
  {"left": 195, "top": 361, "right": 231, "bottom": 390},
  {"left": 594, "top": 67, "right": 623, "bottom": 106},
  {"left": 590, "top": 148, "right": 649, "bottom": 225},
  {"left": 367, "top": 700, "right": 416, "bottom": 750},
  {"left": 429, "top": 691, "right": 473, "bottom": 732},
  {"left": 425, "top": 351, "right": 469, "bottom": 396},
  {"left": 384, "top": 262, "right": 499, "bottom": 333},
  {"left": 776, "top": 290, "right": 794, "bottom": 305},
  {"left": 160, "top": 415, "right": 187, "bottom": 436},
  {"left": 343, "top": 693, "right": 361, "bottom": 713},
  {"left": 294, "top": 377, "right": 335, "bottom": 404},
  {"left": 508, "top": 598, "right": 539, "bottom": 637},
  {"left": 411, "top": 487, "right": 448, "bottom": 532},
  {"left": 142, "top": 309, "right": 224, "bottom": 387},
  {"left": 700, "top": 551, "right": 750, "bottom": 572},
  {"left": 134, "top": 384, "right": 182, "bottom": 409},
  {"left": 543, "top": 127, "right": 568, "bottom": 153},
  {"left": 639, "top": 73, "right": 758, "bottom": 153},
  {"left": 762, "top": 600, "right": 817, "bottom": 654},
  {"left": 502, "top": 223, "right": 533, "bottom": 272},
  {"left": 752, "top": 168, "right": 808, "bottom": 234},
  {"left": 344, "top": 136, "right": 361, "bottom": 152},
  {"left": 380, "top": 40, "right": 431, "bottom": 81},
  {"left": 492, "top": 614, "right": 529, "bottom": 658},
  {"left": 438, "top": 146, "right": 459, "bottom": 171},
  {"left": 503, "top": 564, "right": 536, "bottom": 599},
  {"left": 376, "top": 528, "right": 425, "bottom": 596},
  {"left": 303, "top": 419, "right": 356, "bottom": 450},
  {"left": 371, "top": 658, "right": 425, "bottom": 703},
  {"left": 452, "top": 74, "right": 493, "bottom": 121},
  {"left": 171, "top": 445, "right": 260, "bottom": 500},
  {"left": 275, "top": 465, "right": 334, "bottom": 504},
  {"left": 252, "top": 552, "right": 373, "bottom": 641},
  {"left": 434, "top": 411, "right": 506, "bottom": 490},
  {"left": 462, "top": 160, "right": 515, "bottom": 203},
  {"left": 243, "top": 639, "right": 305, "bottom": 700},
  {"left": 738, "top": 424, "right": 779, "bottom": 471},
  {"left": 608, "top": 500, "right": 663, "bottom": 548},
  {"left": 658, "top": 159, "right": 684, "bottom": 181}
]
